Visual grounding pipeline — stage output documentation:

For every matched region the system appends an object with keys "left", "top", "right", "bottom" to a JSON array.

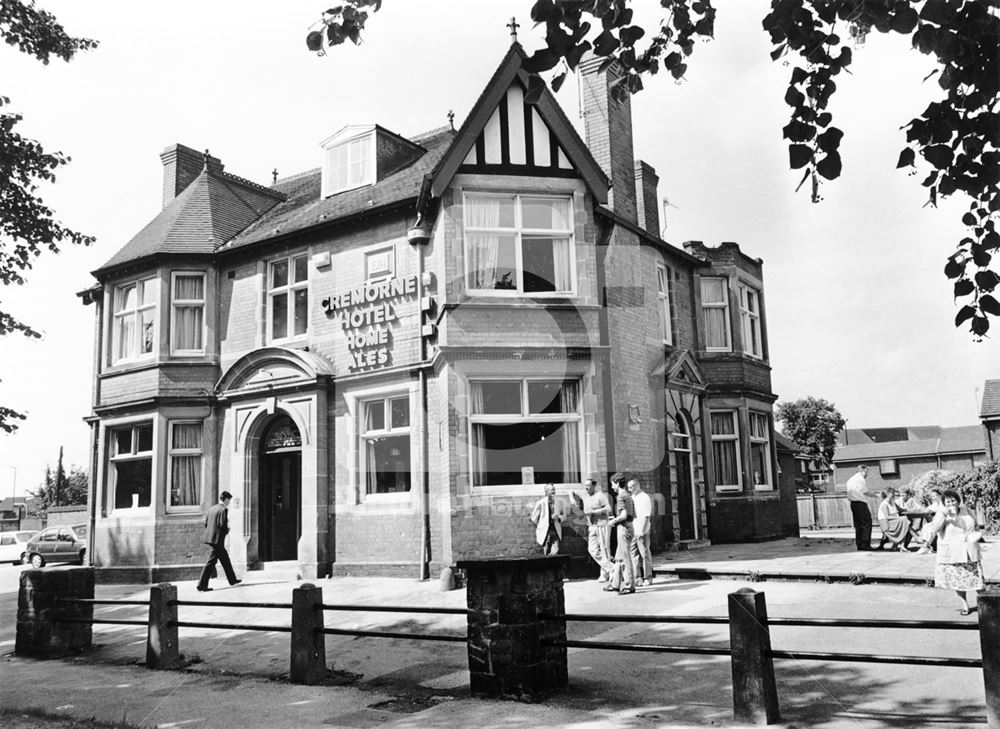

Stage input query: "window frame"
[
  {"left": 166, "top": 420, "right": 204, "bottom": 513},
  {"left": 110, "top": 276, "right": 159, "bottom": 365},
  {"left": 462, "top": 192, "right": 577, "bottom": 297},
  {"left": 170, "top": 271, "right": 207, "bottom": 355},
  {"left": 322, "top": 130, "right": 375, "bottom": 197},
  {"left": 467, "top": 377, "right": 584, "bottom": 490},
  {"left": 748, "top": 411, "right": 773, "bottom": 491},
  {"left": 700, "top": 277, "right": 732, "bottom": 352},
  {"left": 107, "top": 420, "right": 155, "bottom": 513},
  {"left": 879, "top": 458, "right": 898, "bottom": 476},
  {"left": 739, "top": 285, "right": 762, "bottom": 358},
  {"left": 266, "top": 253, "right": 309, "bottom": 343},
  {"left": 358, "top": 393, "right": 413, "bottom": 499},
  {"left": 710, "top": 409, "right": 742, "bottom": 492},
  {"left": 656, "top": 263, "right": 674, "bottom": 345}
]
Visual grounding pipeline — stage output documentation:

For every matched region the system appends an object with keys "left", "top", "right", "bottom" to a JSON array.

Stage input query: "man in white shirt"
[
  {"left": 581, "top": 478, "right": 614, "bottom": 582},
  {"left": 845, "top": 465, "right": 879, "bottom": 551},
  {"left": 628, "top": 478, "right": 654, "bottom": 586},
  {"left": 530, "top": 483, "right": 566, "bottom": 555}
]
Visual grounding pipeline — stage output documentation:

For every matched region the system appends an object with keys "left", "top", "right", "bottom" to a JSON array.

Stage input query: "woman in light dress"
[
  {"left": 875, "top": 488, "right": 912, "bottom": 551},
  {"left": 931, "top": 489, "right": 984, "bottom": 615}
]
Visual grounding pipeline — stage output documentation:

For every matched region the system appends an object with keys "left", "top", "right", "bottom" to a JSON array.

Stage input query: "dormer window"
[{"left": 321, "top": 126, "right": 375, "bottom": 197}]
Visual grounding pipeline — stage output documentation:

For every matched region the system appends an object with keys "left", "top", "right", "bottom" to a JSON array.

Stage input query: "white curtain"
[
  {"left": 170, "top": 423, "right": 201, "bottom": 506},
  {"left": 469, "top": 382, "right": 488, "bottom": 486},
  {"left": 559, "top": 381, "right": 580, "bottom": 482},
  {"left": 551, "top": 238, "right": 571, "bottom": 291},
  {"left": 467, "top": 196, "right": 502, "bottom": 289}
]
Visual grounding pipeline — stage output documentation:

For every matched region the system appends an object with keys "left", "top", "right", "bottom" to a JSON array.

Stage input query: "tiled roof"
[
  {"left": 96, "top": 170, "right": 285, "bottom": 273},
  {"left": 222, "top": 127, "right": 456, "bottom": 253},
  {"left": 774, "top": 431, "right": 805, "bottom": 454},
  {"left": 982, "top": 379, "right": 1000, "bottom": 418},
  {"left": 834, "top": 425, "right": 985, "bottom": 463}
]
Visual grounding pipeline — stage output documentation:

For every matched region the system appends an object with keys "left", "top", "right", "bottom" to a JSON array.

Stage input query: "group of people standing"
[
  {"left": 530, "top": 473, "right": 653, "bottom": 595},
  {"left": 846, "top": 464, "right": 985, "bottom": 615}
]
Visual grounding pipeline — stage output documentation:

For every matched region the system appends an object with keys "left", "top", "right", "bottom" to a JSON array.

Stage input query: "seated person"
[
  {"left": 876, "top": 489, "right": 913, "bottom": 551},
  {"left": 917, "top": 488, "right": 946, "bottom": 553}
]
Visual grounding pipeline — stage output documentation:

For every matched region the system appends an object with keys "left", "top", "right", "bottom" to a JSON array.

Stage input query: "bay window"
[
  {"left": 700, "top": 277, "right": 731, "bottom": 351},
  {"left": 749, "top": 412, "right": 772, "bottom": 489},
  {"left": 267, "top": 254, "right": 308, "bottom": 341},
  {"left": 171, "top": 272, "right": 206, "bottom": 354},
  {"left": 168, "top": 421, "right": 203, "bottom": 509},
  {"left": 710, "top": 411, "right": 741, "bottom": 491},
  {"left": 464, "top": 193, "right": 574, "bottom": 294},
  {"left": 469, "top": 378, "right": 582, "bottom": 487},
  {"left": 109, "top": 422, "right": 153, "bottom": 510},
  {"left": 361, "top": 395, "right": 411, "bottom": 495},
  {"left": 112, "top": 277, "right": 158, "bottom": 363},
  {"left": 740, "top": 285, "right": 762, "bottom": 358}
]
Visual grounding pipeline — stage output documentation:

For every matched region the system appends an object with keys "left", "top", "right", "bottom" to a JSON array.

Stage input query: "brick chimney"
[
  {"left": 159, "top": 144, "right": 223, "bottom": 208},
  {"left": 634, "top": 160, "right": 660, "bottom": 235},
  {"left": 579, "top": 57, "right": 637, "bottom": 222}
]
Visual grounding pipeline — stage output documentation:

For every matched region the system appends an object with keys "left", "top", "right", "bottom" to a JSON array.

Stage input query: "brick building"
[
  {"left": 79, "top": 46, "right": 788, "bottom": 582},
  {"left": 982, "top": 379, "right": 1000, "bottom": 460}
]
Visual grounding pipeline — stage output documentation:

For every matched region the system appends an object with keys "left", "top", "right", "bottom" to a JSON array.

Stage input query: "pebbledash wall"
[{"left": 79, "top": 45, "right": 792, "bottom": 583}]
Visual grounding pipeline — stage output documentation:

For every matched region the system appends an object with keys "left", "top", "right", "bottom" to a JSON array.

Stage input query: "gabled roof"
[
  {"left": 834, "top": 425, "right": 985, "bottom": 463},
  {"left": 774, "top": 432, "right": 806, "bottom": 455},
  {"left": 982, "top": 379, "right": 1000, "bottom": 418},
  {"left": 653, "top": 349, "right": 706, "bottom": 391},
  {"left": 428, "top": 43, "right": 608, "bottom": 204},
  {"left": 96, "top": 168, "right": 285, "bottom": 275},
  {"left": 222, "top": 127, "right": 455, "bottom": 254}
]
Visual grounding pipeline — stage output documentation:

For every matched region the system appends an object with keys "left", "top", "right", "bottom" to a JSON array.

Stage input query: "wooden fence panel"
[{"left": 797, "top": 495, "right": 876, "bottom": 529}]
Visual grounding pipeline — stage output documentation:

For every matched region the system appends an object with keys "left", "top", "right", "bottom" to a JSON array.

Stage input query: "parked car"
[
  {"left": 23, "top": 524, "right": 87, "bottom": 568},
  {"left": 0, "top": 530, "right": 38, "bottom": 565}
]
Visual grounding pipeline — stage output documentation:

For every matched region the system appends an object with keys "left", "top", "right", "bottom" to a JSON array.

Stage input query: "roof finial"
[
  {"left": 203, "top": 149, "right": 211, "bottom": 170},
  {"left": 272, "top": 168, "right": 279, "bottom": 184},
  {"left": 447, "top": 110, "right": 455, "bottom": 130},
  {"left": 507, "top": 16, "right": 519, "bottom": 44}
]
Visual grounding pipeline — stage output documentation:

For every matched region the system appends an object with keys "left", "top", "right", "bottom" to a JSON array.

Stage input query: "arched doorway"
[
  {"left": 259, "top": 415, "right": 302, "bottom": 561},
  {"left": 672, "top": 413, "right": 698, "bottom": 541}
]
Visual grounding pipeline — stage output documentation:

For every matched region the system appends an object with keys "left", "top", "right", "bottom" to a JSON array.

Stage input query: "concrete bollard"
[
  {"left": 728, "top": 588, "right": 780, "bottom": 725},
  {"left": 146, "top": 583, "right": 181, "bottom": 669},
  {"left": 979, "top": 589, "right": 1000, "bottom": 729},
  {"left": 290, "top": 583, "right": 326, "bottom": 684}
]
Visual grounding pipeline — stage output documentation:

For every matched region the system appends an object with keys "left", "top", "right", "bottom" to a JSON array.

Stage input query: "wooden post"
[
  {"left": 979, "top": 589, "right": 1000, "bottom": 729},
  {"left": 290, "top": 583, "right": 326, "bottom": 684},
  {"left": 728, "top": 588, "right": 780, "bottom": 725},
  {"left": 811, "top": 494, "right": 818, "bottom": 529},
  {"left": 146, "top": 583, "right": 180, "bottom": 669}
]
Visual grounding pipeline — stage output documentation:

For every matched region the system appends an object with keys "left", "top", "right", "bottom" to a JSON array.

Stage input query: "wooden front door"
[
  {"left": 260, "top": 451, "right": 300, "bottom": 561},
  {"left": 672, "top": 417, "right": 698, "bottom": 541}
]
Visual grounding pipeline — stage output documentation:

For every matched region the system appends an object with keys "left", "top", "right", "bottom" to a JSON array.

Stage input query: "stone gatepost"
[
  {"left": 16, "top": 567, "right": 95, "bottom": 657},
  {"left": 458, "top": 555, "right": 569, "bottom": 700}
]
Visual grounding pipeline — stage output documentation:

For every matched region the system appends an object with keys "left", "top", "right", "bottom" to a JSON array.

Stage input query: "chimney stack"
[
  {"left": 579, "top": 57, "right": 637, "bottom": 222},
  {"left": 634, "top": 160, "right": 660, "bottom": 235},
  {"left": 159, "top": 144, "right": 223, "bottom": 208}
]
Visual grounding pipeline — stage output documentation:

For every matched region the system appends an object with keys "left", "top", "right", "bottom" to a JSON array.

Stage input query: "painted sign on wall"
[{"left": 321, "top": 275, "right": 418, "bottom": 371}]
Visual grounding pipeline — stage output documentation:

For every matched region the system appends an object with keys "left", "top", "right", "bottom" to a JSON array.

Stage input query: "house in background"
[
  {"left": 832, "top": 424, "right": 986, "bottom": 491},
  {"left": 982, "top": 378, "right": 1000, "bottom": 460},
  {"left": 0, "top": 496, "right": 27, "bottom": 531}
]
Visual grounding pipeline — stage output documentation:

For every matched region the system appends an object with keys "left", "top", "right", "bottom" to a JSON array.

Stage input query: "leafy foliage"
[
  {"left": 775, "top": 396, "right": 846, "bottom": 470},
  {"left": 308, "top": 0, "right": 1000, "bottom": 338},
  {"left": 0, "top": 1, "right": 96, "bottom": 433},
  {"left": 909, "top": 461, "right": 1000, "bottom": 535},
  {"left": 26, "top": 461, "right": 88, "bottom": 520}
]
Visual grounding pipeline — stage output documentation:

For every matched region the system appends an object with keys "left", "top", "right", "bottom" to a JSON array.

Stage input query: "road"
[{"left": 0, "top": 569, "right": 988, "bottom": 728}]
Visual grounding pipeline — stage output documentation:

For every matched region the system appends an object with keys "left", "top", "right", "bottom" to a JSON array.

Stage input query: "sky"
[{"left": 0, "top": 0, "right": 996, "bottom": 498}]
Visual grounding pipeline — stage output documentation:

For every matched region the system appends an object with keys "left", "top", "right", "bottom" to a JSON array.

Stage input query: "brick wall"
[{"left": 707, "top": 495, "right": 784, "bottom": 543}]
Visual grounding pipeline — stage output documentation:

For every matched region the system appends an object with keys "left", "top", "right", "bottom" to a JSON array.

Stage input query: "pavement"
[
  {"left": 0, "top": 532, "right": 994, "bottom": 729},
  {"left": 654, "top": 527, "right": 1000, "bottom": 585}
]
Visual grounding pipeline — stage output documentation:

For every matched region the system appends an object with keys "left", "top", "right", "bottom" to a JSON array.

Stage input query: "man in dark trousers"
[{"left": 197, "top": 491, "right": 242, "bottom": 591}]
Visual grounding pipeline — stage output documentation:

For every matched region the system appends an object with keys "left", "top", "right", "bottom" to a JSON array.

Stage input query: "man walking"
[
  {"left": 846, "top": 465, "right": 878, "bottom": 551},
  {"left": 530, "top": 483, "right": 566, "bottom": 555},
  {"left": 197, "top": 491, "right": 242, "bottom": 591},
  {"left": 582, "top": 477, "right": 614, "bottom": 582},
  {"left": 628, "top": 478, "right": 653, "bottom": 586},
  {"left": 606, "top": 472, "right": 636, "bottom": 595}
]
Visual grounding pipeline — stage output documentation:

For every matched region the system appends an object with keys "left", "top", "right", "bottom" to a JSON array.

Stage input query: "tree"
[
  {"left": 0, "top": 1, "right": 97, "bottom": 433},
  {"left": 775, "top": 397, "right": 846, "bottom": 470},
  {"left": 26, "top": 459, "right": 88, "bottom": 521},
  {"left": 307, "top": 0, "right": 1000, "bottom": 337}
]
